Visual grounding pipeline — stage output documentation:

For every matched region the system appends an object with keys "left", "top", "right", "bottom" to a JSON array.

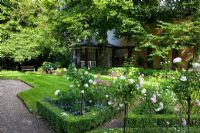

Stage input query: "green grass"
[{"left": 0, "top": 70, "right": 71, "bottom": 112}]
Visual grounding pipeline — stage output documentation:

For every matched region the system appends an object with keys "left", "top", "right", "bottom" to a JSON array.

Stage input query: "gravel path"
[{"left": 0, "top": 79, "right": 54, "bottom": 133}]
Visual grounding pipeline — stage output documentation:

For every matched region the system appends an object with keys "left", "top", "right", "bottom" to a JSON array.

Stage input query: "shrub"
[
  {"left": 87, "top": 127, "right": 200, "bottom": 133},
  {"left": 127, "top": 113, "right": 200, "bottom": 128},
  {"left": 37, "top": 101, "right": 119, "bottom": 133},
  {"left": 39, "top": 61, "right": 62, "bottom": 73},
  {"left": 132, "top": 83, "right": 178, "bottom": 115}
]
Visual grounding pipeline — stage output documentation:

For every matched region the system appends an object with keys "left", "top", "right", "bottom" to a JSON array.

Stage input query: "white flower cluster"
[
  {"left": 139, "top": 75, "right": 144, "bottom": 87},
  {"left": 80, "top": 90, "right": 84, "bottom": 94},
  {"left": 108, "top": 101, "right": 112, "bottom": 105},
  {"left": 88, "top": 79, "right": 97, "bottom": 85},
  {"left": 150, "top": 94, "right": 157, "bottom": 104},
  {"left": 70, "top": 84, "right": 74, "bottom": 88},
  {"left": 89, "top": 80, "right": 93, "bottom": 84},
  {"left": 192, "top": 62, "right": 200, "bottom": 71},
  {"left": 135, "top": 84, "right": 140, "bottom": 90},
  {"left": 119, "top": 75, "right": 126, "bottom": 80},
  {"left": 141, "top": 89, "right": 146, "bottom": 96},
  {"left": 173, "top": 57, "right": 182, "bottom": 64},
  {"left": 155, "top": 102, "right": 164, "bottom": 112},
  {"left": 84, "top": 71, "right": 89, "bottom": 75},
  {"left": 63, "top": 68, "right": 67, "bottom": 72},
  {"left": 195, "top": 100, "right": 200, "bottom": 107},
  {"left": 54, "top": 90, "right": 60, "bottom": 96},
  {"left": 180, "top": 76, "right": 187, "bottom": 82},
  {"left": 61, "top": 112, "right": 68, "bottom": 116},
  {"left": 84, "top": 84, "right": 89, "bottom": 88},
  {"left": 128, "top": 79, "right": 134, "bottom": 84}
]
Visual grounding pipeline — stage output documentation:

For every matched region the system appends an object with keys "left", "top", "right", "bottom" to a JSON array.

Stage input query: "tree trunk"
[
  {"left": 124, "top": 101, "right": 128, "bottom": 133},
  {"left": 80, "top": 93, "right": 84, "bottom": 115},
  {"left": 187, "top": 96, "right": 191, "bottom": 127}
]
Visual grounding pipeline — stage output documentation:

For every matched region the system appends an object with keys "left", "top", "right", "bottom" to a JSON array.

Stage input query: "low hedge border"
[
  {"left": 37, "top": 100, "right": 118, "bottom": 133},
  {"left": 128, "top": 113, "right": 200, "bottom": 128},
  {"left": 87, "top": 127, "right": 200, "bottom": 133}
]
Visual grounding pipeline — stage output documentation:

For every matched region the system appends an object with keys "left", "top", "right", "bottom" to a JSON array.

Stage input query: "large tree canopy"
[
  {"left": 0, "top": 0, "right": 70, "bottom": 68},
  {"left": 1, "top": 0, "right": 200, "bottom": 68}
]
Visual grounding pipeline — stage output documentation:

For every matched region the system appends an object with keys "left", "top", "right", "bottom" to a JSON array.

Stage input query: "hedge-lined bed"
[
  {"left": 128, "top": 113, "right": 200, "bottom": 128},
  {"left": 37, "top": 101, "right": 119, "bottom": 133},
  {"left": 87, "top": 127, "right": 200, "bottom": 133}
]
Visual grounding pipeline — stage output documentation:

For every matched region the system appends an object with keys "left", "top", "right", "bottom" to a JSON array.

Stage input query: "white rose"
[
  {"left": 89, "top": 100, "right": 92, "bottom": 103},
  {"left": 89, "top": 79, "right": 93, "bottom": 84},
  {"left": 180, "top": 76, "right": 187, "bottom": 82},
  {"left": 192, "top": 63, "right": 200, "bottom": 70},
  {"left": 135, "top": 84, "right": 140, "bottom": 90},
  {"left": 159, "top": 102, "right": 164, "bottom": 108},
  {"left": 173, "top": 57, "right": 182, "bottom": 63},
  {"left": 63, "top": 68, "right": 67, "bottom": 72},
  {"left": 141, "top": 89, "right": 146, "bottom": 95},
  {"left": 54, "top": 90, "right": 60, "bottom": 96},
  {"left": 105, "top": 95, "right": 109, "bottom": 98},
  {"left": 84, "top": 84, "right": 89, "bottom": 88},
  {"left": 80, "top": 90, "right": 84, "bottom": 94},
  {"left": 195, "top": 100, "right": 200, "bottom": 107},
  {"left": 119, "top": 75, "right": 126, "bottom": 80},
  {"left": 119, "top": 103, "right": 124, "bottom": 108},
  {"left": 85, "top": 71, "right": 89, "bottom": 75},
  {"left": 155, "top": 107, "right": 162, "bottom": 112},
  {"left": 70, "top": 85, "right": 74, "bottom": 88},
  {"left": 108, "top": 101, "right": 112, "bottom": 105},
  {"left": 128, "top": 79, "right": 134, "bottom": 84},
  {"left": 61, "top": 112, "right": 68, "bottom": 116},
  {"left": 139, "top": 77, "right": 144, "bottom": 87}
]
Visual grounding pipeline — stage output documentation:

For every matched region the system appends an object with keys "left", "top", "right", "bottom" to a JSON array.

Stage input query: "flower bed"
[
  {"left": 87, "top": 127, "right": 200, "bottom": 133},
  {"left": 37, "top": 101, "right": 119, "bottom": 133},
  {"left": 127, "top": 113, "right": 200, "bottom": 128}
]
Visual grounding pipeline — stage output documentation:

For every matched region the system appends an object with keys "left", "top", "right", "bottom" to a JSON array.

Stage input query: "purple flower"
[
  {"left": 150, "top": 94, "right": 157, "bottom": 104},
  {"left": 195, "top": 100, "right": 200, "bottom": 107},
  {"left": 182, "top": 118, "right": 186, "bottom": 126}
]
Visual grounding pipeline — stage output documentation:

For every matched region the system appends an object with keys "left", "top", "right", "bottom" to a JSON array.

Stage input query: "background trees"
[
  {"left": 1, "top": 0, "right": 200, "bottom": 69},
  {"left": 0, "top": 0, "right": 69, "bottom": 69}
]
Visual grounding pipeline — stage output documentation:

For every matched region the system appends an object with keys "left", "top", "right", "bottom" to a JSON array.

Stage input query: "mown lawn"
[{"left": 0, "top": 71, "right": 71, "bottom": 112}]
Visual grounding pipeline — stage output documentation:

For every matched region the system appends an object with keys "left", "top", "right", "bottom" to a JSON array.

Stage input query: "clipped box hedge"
[
  {"left": 128, "top": 113, "right": 200, "bottom": 128},
  {"left": 88, "top": 127, "right": 200, "bottom": 133},
  {"left": 37, "top": 101, "right": 118, "bottom": 133}
]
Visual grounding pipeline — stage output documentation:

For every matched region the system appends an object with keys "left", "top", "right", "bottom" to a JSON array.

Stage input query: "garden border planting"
[
  {"left": 128, "top": 113, "right": 200, "bottom": 128},
  {"left": 37, "top": 100, "right": 118, "bottom": 133},
  {"left": 87, "top": 127, "right": 200, "bottom": 133}
]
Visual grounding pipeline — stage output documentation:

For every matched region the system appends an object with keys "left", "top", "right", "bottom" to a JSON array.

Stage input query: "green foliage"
[
  {"left": 143, "top": 20, "right": 193, "bottom": 60},
  {"left": 132, "top": 84, "right": 177, "bottom": 115},
  {"left": 128, "top": 114, "right": 200, "bottom": 128},
  {"left": 40, "top": 61, "right": 62, "bottom": 72},
  {"left": 1, "top": 29, "right": 44, "bottom": 62},
  {"left": 88, "top": 127, "right": 200, "bottom": 133},
  {"left": 37, "top": 100, "right": 117, "bottom": 133},
  {"left": 0, "top": 0, "right": 70, "bottom": 68}
]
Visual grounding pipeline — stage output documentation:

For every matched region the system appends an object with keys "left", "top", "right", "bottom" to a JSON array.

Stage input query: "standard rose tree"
[
  {"left": 171, "top": 57, "right": 200, "bottom": 127},
  {"left": 115, "top": 74, "right": 144, "bottom": 133}
]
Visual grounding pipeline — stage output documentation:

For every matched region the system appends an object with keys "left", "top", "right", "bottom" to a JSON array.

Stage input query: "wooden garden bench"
[{"left": 21, "top": 66, "right": 35, "bottom": 71}]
